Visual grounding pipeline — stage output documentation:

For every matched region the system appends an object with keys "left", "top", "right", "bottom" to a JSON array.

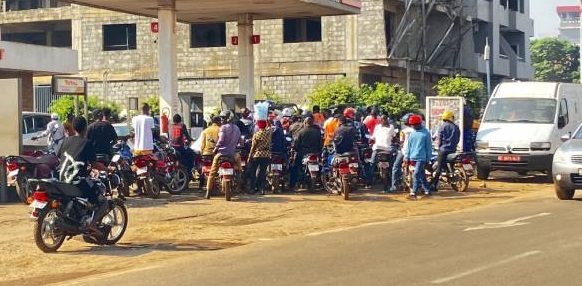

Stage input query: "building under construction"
[{"left": 0, "top": 0, "right": 533, "bottom": 113}]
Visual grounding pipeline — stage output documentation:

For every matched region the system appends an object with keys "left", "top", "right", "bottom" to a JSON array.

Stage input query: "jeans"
[
  {"left": 289, "top": 151, "right": 304, "bottom": 189},
  {"left": 413, "top": 160, "right": 431, "bottom": 195},
  {"left": 249, "top": 157, "right": 270, "bottom": 192},
  {"left": 391, "top": 151, "right": 404, "bottom": 191},
  {"left": 431, "top": 150, "right": 454, "bottom": 188}
]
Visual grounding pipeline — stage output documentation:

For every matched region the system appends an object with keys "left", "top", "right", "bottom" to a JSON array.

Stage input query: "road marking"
[
  {"left": 431, "top": 250, "right": 541, "bottom": 284},
  {"left": 53, "top": 265, "right": 162, "bottom": 286},
  {"left": 463, "top": 212, "right": 551, "bottom": 231},
  {"left": 307, "top": 218, "right": 410, "bottom": 236}
]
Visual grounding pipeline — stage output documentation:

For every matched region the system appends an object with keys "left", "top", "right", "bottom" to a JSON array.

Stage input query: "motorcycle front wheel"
[
  {"left": 342, "top": 177, "right": 350, "bottom": 200},
  {"left": 450, "top": 167, "right": 470, "bottom": 192},
  {"left": 144, "top": 175, "right": 161, "bottom": 198},
  {"left": 15, "top": 174, "right": 31, "bottom": 204},
  {"left": 34, "top": 208, "right": 65, "bottom": 253},
  {"left": 100, "top": 201, "right": 128, "bottom": 245},
  {"left": 167, "top": 168, "right": 189, "bottom": 195}
]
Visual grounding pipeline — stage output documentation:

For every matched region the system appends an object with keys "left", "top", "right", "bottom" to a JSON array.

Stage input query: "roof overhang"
[
  {"left": 64, "top": 0, "right": 360, "bottom": 23},
  {"left": 0, "top": 41, "right": 78, "bottom": 76}
]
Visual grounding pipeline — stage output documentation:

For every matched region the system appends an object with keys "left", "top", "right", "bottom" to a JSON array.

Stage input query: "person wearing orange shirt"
[
  {"left": 323, "top": 108, "right": 343, "bottom": 146},
  {"left": 312, "top": 105, "right": 326, "bottom": 128}
]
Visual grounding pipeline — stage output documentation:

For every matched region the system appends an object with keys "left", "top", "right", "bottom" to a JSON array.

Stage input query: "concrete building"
[
  {"left": 0, "top": 0, "right": 534, "bottom": 117},
  {"left": 557, "top": 5, "right": 580, "bottom": 45}
]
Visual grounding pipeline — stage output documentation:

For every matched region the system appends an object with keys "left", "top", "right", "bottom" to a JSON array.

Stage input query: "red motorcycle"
[
  {"left": 132, "top": 153, "right": 161, "bottom": 198},
  {"left": 5, "top": 150, "right": 59, "bottom": 203}
]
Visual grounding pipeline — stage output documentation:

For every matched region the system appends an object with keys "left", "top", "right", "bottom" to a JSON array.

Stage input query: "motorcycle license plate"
[
  {"left": 349, "top": 163, "right": 359, "bottom": 168},
  {"left": 136, "top": 167, "right": 148, "bottom": 175},
  {"left": 30, "top": 200, "right": 47, "bottom": 210},
  {"left": 111, "top": 154, "right": 121, "bottom": 163},
  {"left": 462, "top": 164, "right": 474, "bottom": 171},
  {"left": 271, "top": 164, "right": 283, "bottom": 171},
  {"left": 241, "top": 161, "right": 246, "bottom": 167},
  {"left": 378, "top": 162, "right": 390, "bottom": 169},
  {"left": 219, "top": 168, "right": 234, "bottom": 176},
  {"left": 308, "top": 164, "right": 319, "bottom": 172}
]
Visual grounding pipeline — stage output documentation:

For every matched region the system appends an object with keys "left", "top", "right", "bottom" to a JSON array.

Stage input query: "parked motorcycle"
[
  {"left": 154, "top": 144, "right": 190, "bottom": 195},
  {"left": 5, "top": 150, "right": 59, "bottom": 203},
  {"left": 132, "top": 153, "right": 161, "bottom": 198},
  {"left": 111, "top": 140, "right": 135, "bottom": 197},
  {"left": 429, "top": 152, "right": 473, "bottom": 192},
  {"left": 322, "top": 149, "right": 359, "bottom": 200},
  {"left": 267, "top": 152, "right": 285, "bottom": 193},
  {"left": 27, "top": 175, "right": 128, "bottom": 253},
  {"left": 301, "top": 153, "right": 322, "bottom": 192},
  {"left": 375, "top": 150, "right": 395, "bottom": 191}
]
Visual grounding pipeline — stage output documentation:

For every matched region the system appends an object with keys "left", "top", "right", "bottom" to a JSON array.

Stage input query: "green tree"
[
  {"left": 256, "top": 90, "right": 283, "bottom": 104},
  {"left": 143, "top": 96, "right": 160, "bottom": 116},
  {"left": 530, "top": 38, "right": 580, "bottom": 83},
  {"left": 49, "top": 96, "right": 120, "bottom": 121},
  {"left": 433, "top": 75, "right": 485, "bottom": 113},
  {"left": 307, "top": 77, "right": 361, "bottom": 109},
  {"left": 359, "top": 83, "right": 420, "bottom": 116}
]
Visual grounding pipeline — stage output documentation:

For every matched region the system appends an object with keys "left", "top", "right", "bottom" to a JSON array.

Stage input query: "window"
[
  {"left": 23, "top": 116, "right": 34, "bottom": 134},
  {"left": 559, "top": 99, "right": 569, "bottom": 129},
  {"left": 190, "top": 23, "right": 226, "bottom": 48},
  {"left": 103, "top": 24, "right": 136, "bottom": 51},
  {"left": 283, "top": 18, "right": 322, "bottom": 43},
  {"left": 483, "top": 98, "right": 556, "bottom": 124},
  {"left": 33, "top": 115, "right": 51, "bottom": 133},
  {"left": 385, "top": 11, "right": 393, "bottom": 47}
]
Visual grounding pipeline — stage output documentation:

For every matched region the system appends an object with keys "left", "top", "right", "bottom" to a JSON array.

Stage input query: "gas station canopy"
[{"left": 66, "top": 0, "right": 361, "bottom": 23}]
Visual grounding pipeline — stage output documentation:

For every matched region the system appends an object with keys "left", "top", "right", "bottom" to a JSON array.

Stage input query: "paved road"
[{"left": 59, "top": 191, "right": 582, "bottom": 286}]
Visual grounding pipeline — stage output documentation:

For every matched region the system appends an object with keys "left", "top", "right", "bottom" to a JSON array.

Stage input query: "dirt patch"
[{"left": 0, "top": 172, "right": 553, "bottom": 284}]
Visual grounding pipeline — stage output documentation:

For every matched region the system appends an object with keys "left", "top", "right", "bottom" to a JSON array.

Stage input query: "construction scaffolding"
[{"left": 388, "top": 0, "right": 474, "bottom": 96}]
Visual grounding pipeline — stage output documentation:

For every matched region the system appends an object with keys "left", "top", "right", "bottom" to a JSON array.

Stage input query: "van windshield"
[{"left": 483, "top": 98, "right": 557, "bottom": 124}]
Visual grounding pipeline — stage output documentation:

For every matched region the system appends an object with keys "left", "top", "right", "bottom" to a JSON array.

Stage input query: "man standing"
[
  {"left": 404, "top": 115, "right": 433, "bottom": 200},
  {"left": 430, "top": 110, "right": 461, "bottom": 190},
  {"left": 289, "top": 116, "right": 323, "bottom": 191},
  {"left": 87, "top": 109, "right": 118, "bottom": 161},
  {"left": 390, "top": 113, "right": 414, "bottom": 193},
  {"left": 363, "top": 106, "right": 381, "bottom": 135},
  {"left": 248, "top": 120, "right": 272, "bottom": 194},
  {"left": 132, "top": 103, "right": 155, "bottom": 155},
  {"left": 33, "top": 113, "right": 66, "bottom": 153},
  {"left": 312, "top": 105, "right": 326, "bottom": 128},
  {"left": 205, "top": 110, "right": 242, "bottom": 197},
  {"left": 370, "top": 115, "right": 396, "bottom": 193}
]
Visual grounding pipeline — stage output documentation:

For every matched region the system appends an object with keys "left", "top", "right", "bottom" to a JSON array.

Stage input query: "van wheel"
[
  {"left": 555, "top": 185, "right": 575, "bottom": 200},
  {"left": 476, "top": 166, "right": 490, "bottom": 180}
]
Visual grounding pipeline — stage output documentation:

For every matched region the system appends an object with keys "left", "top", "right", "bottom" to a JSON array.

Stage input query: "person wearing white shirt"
[
  {"left": 370, "top": 115, "right": 396, "bottom": 160},
  {"left": 131, "top": 103, "right": 155, "bottom": 155}
]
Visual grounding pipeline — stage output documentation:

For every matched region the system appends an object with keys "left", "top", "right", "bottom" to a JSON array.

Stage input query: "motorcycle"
[
  {"left": 204, "top": 155, "right": 238, "bottom": 201},
  {"left": 301, "top": 153, "right": 322, "bottom": 192},
  {"left": 132, "top": 153, "right": 161, "bottom": 198},
  {"left": 237, "top": 135, "right": 252, "bottom": 191},
  {"left": 154, "top": 144, "right": 190, "bottom": 195},
  {"left": 267, "top": 152, "right": 285, "bottom": 193},
  {"left": 27, "top": 175, "right": 128, "bottom": 253},
  {"left": 322, "top": 149, "right": 359, "bottom": 200},
  {"left": 111, "top": 140, "right": 135, "bottom": 197},
  {"left": 375, "top": 150, "right": 395, "bottom": 191},
  {"left": 429, "top": 152, "right": 473, "bottom": 192},
  {"left": 5, "top": 150, "right": 59, "bottom": 203}
]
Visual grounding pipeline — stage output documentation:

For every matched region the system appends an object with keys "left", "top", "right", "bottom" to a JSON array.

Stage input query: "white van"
[{"left": 476, "top": 82, "right": 582, "bottom": 179}]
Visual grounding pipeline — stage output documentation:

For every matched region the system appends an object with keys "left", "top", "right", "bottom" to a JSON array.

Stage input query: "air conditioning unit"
[{"left": 1, "top": 1, "right": 6, "bottom": 13}]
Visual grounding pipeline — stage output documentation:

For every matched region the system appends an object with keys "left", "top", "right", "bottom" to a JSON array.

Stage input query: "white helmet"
[
  {"left": 51, "top": 113, "right": 59, "bottom": 120},
  {"left": 281, "top": 108, "right": 293, "bottom": 117}
]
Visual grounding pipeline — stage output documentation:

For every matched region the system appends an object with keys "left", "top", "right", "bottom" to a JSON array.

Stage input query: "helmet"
[
  {"left": 343, "top": 107, "right": 356, "bottom": 119},
  {"left": 281, "top": 108, "right": 293, "bottom": 117},
  {"left": 51, "top": 113, "right": 59, "bottom": 120},
  {"left": 441, "top": 110, "right": 455, "bottom": 121},
  {"left": 401, "top": 113, "right": 413, "bottom": 125},
  {"left": 408, "top": 115, "right": 422, "bottom": 126},
  {"left": 302, "top": 110, "right": 312, "bottom": 117},
  {"left": 219, "top": 110, "right": 233, "bottom": 122}
]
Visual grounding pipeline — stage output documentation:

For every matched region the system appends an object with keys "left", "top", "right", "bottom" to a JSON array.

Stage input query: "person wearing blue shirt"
[
  {"left": 404, "top": 115, "right": 433, "bottom": 200},
  {"left": 430, "top": 111, "right": 461, "bottom": 190}
]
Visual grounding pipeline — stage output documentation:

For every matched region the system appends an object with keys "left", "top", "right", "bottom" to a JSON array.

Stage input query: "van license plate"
[
  {"left": 578, "top": 169, "right": 582, "bottom": 176},
  {"left": 498, "top": 156, "right": 520, "bottom": 162}
]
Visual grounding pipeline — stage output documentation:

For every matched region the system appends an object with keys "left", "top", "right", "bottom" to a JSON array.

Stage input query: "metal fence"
[{"left": 34, "top": 85, "right": 60, "bottom": 113}]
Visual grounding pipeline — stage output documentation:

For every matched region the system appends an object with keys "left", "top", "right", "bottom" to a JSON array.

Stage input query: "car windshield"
[
  {"left": 483, "top": 98, "right": 556, "bottom": 124},
  {"left": 573, "top": 126, "right": 582, "bottom": 139},
  {"left": 113, "top": 124, "right": 130, "bottom": 137}
]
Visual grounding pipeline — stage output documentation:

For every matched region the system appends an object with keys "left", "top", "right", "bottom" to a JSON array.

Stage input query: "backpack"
[{"left": 170, "top": 124, "right": 186, "bottom": 147}]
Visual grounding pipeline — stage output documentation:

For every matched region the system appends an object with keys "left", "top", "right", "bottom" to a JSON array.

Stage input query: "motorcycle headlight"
[
  {"left": 476, "top": 141, "right": 489, "bottom": 150},
  {"left": 554, "top": 148, "right": 567, "bottom": 163},
  {"left": 530, "top": 142, "right": 551, "bottom": 150}
]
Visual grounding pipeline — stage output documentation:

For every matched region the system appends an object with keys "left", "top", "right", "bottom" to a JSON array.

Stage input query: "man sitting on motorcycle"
[
  {"left": 289, "top": 116, "right": 323, "bottom": 191},
  {"left": 205, "top": 110, "right": 242, "bottom": 192},
  {"left": 169, "top": 114, "right": 195, "bottom": 172},
  {"left": 370, "top": 114, "right": 396, "bottom": 193},
  {"left": 57, "top": 116, "right": 107, "bottom": 236},
  {"left": 430, "top": 110, "right": 461, "bottom": 191},
  {"left": 342, "top": 107, "right": 373, "bottom": 188}
]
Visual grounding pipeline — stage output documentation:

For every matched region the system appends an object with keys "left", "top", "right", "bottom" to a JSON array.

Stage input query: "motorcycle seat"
[
  {"left": 446, "top": 153, "right": 460, "bottom": 163},
  {"left": 20, "top": 155, "right": 59, "bottom": 167},
  {"left": 28, "top": 178, "right": 85, "bottom": 198},
  {"left": 375, "top": 152, "right": 392, "bottom": 161}
]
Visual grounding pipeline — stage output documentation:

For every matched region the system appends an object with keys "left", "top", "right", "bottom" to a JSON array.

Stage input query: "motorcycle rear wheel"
[
  {"left": 16, "top": 175, "right": 31, "bottom": 204},
  {"left": 223, "top": 179, "right": 232, "bottom": 201},
  {"left": 450, "top": 168, "right": 470, "bottom": 192},
  {"left": 270, "top": 174, "right": 280, "bottom": 193},
  {"left": 34, "top": 208, "right": 65, "bottom": 253},
  {"left": 342, "top": 178, "right": 350, "bottom": 200},
  {"left": 144, "top": 176, "right": 161, "bottom": 198}
]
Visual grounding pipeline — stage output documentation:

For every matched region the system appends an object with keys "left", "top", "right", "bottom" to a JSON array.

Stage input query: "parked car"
[
  {"left": 552, "top": 124, "right": 582, "bottom": 200},
  {"left": 22, "top": 112, "right": 51, "bottom": 150},
  {"left": 476, "top": 82, "right": 582, "bottom": 180}
]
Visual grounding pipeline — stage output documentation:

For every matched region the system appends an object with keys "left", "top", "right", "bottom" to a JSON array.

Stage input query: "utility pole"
[
  {"left": 420, "top": 0, "right": 426, "bottom": 100},
  {"left": 579, "top": 1, "right": 582, "bottom": 83},
  {"left": 484, "top": 37, "right": 491, "bottom": 97}
]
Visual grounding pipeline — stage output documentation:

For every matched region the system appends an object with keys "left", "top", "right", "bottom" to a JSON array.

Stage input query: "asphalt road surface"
[{"left": 57, "top": 191, "right": 582, "bottom": 286}]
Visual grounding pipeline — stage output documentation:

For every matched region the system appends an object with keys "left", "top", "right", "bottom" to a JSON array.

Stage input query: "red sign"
[
  {"left": 0, "top": 49, "right": 4, "bottom": 60},
  {"left": 231, "top": 36, "right": 239, "bottom": 46},
  {"left": 251, "top": 35, "right": 260, "bottom": 44},
  {"left": 150, "top": 22, "right": 159, "bottom": 33}
]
